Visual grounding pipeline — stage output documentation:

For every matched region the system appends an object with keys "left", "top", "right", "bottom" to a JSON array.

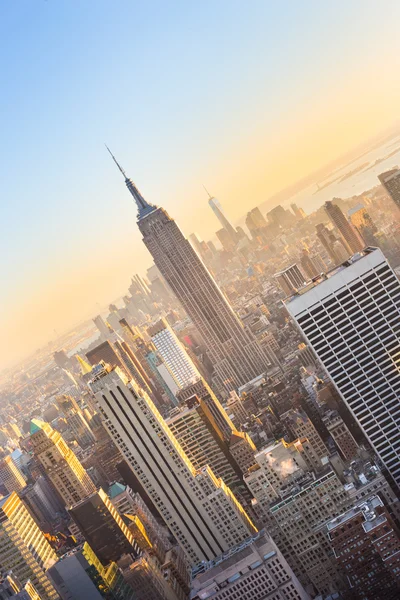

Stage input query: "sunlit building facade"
[
  {"left": 90, "top": 363, "right": 257, "bottom": 564},
  {"left": 0, "top": 492, "right": 58, "bottom": 600},
  {"left": 30, "top": 419, "right": 96, "bottom": 506}
]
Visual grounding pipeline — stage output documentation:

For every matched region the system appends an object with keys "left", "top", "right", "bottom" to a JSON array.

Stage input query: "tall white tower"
[
  {"left": 147, "top": 318, "right": 200, "bottom": 389},
  {"left": 284, "top": 248, "right": 400, "bottom": 489}
]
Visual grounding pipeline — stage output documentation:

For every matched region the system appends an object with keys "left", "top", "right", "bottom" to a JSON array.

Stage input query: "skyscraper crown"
[{"left": 106, "top": 145, "right": 157, "bottom": 219}]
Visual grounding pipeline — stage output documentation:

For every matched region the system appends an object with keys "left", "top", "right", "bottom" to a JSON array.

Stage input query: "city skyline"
[
  {"left": 3, "top": 1, "right": 400, "bottom": 368},
  {"left": 3, "top": 5, "right": 400, "bottom": 599}
]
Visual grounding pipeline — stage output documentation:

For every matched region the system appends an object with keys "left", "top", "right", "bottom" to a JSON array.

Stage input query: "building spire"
[
  {"left": 105, "top": 144, "right": 127, "bottom": 179},
  {"left": 202, "top": 184, "right": 213, "bottom": 200},
  {"left": 105, "top": 144, "right": 156, "bottom": 220}
]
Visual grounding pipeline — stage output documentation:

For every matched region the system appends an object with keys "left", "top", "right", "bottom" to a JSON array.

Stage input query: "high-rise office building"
[
  {"left": 107, "top": 150, "right": 270, "bottom": 391},
  {"left": 267, "top": 205, "right": 291, "bottom": 229},
  {"left": 216, "top": 227, "right": 235, "bottom": 252},
  {"left": 176, "top": 377, "right": 237, "bottom": 443},
  {"left": 297, "top": 342, "right": 318, "bottom": 369},
  {"left": 378, "top": 167, "right": 400, "bottom": 210},
  {"left": 47, "top": 543, "right": 136, "bottom": 600},
  {"left": 147, "top": 318, "right": 200, "bottom": 389},
  {"left": 56, "top": 395, "right": 95, "bottom": 449},
  {"left": 53, "top": 349, "right": 72, "bottom": 370},
  {"left": 93, "top": 315, "right": 112, "bottom": 339},
  {"left": 87, "top": 340, "right": 164, "bottom": 406},
  {"left": 324, "top": 201, "right": 364, "bottom": 254},
  {"left": 266, "top": 470, "right": 351, "bottom": 595},
  {"left": 86, "top": 340, "right": 123, "bottom": 371},
  {"left": 118, "top": 553, "right": 183, "bottom": 600},
  {"left": 316, "top": 223, "right": 349, "bottom": 265},
  {"left": 0, "top": 493, "right": 58, "bottom": 600},
  {"left": 225, "top": 390, "right": 251, "bottom": 426},
  {"left": 284, "top": 248, "right": 400, "bottom": 489},
  {"left": 322, "top": 410, "right": 359, "bottom": 461},
  {"left": 299, "top": 248, "right": 319, "bottom": 280},
  {"left": 166, "top": 401, "right": 242, "bottom": 489},
  {"left": 20, "top": 476, "right": 64, "bottom": 527},
  {"left": 274, "top": 264, "right": 306, "bottom": 295},
  {"left": 0, "top": 456, "right": 26, "bottom": 494},
  {"left": 207, "top": 193, "right": 238, "bottom": 246},
  {"left": 188, "top": 233, "right": 208, "bottom": 262},
  {"left": 90, "top": 363, "right": 257, "bottom": 564},
  {"left": 108, "top": 483, "right": 171, "bottom": 562},
  {"left": 118, "top": 319, "right": 177, "bottom": 406},
  {"left": 69, "top": 489, "right": 140, "bottom": 565},
  {"left": 30, "top": 419, "right": 96, "bottom": 506},
  {"left": 228, "top": 431, "right": 257, "bottom": 474},
  {"left": 291, "top": 203, "right": 306, "bottom": 220},
  {"left": 0, "top": 572, "right": 43, "bottom": 600},
  {"left": 348, "top": 203, "right": 378, "bottom": 246},
  {"left": 245, "top": 207, "right": 268, "bottom": 238}
]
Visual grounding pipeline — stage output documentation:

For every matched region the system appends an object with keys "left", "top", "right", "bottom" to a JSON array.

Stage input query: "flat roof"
[
  {"left": 327, "top": 495, "right": 383, "bottom": 531},
  {"left": 283, "top": 247, "right": 379, "bottom": 304}
]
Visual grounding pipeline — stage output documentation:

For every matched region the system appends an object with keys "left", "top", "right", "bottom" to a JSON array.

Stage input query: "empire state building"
[{"left": 107, "top": 149, "right": 274, "bottom": 391}]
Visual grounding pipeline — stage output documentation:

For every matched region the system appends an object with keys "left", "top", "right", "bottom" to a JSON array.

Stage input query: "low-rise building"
[{"left": 190, "top": 529, "right": 310, "bottom": 600}]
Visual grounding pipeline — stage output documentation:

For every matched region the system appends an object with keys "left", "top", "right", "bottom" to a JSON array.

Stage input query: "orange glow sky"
[{"left": 2, "top": 1, "right": 400, "bottom": 370}]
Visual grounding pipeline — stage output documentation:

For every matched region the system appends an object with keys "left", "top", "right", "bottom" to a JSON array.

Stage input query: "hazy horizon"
[{"left": 2, "top": 0, "right": 400, "bottom": 369}]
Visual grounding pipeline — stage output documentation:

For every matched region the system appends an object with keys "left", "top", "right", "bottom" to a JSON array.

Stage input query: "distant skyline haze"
[{"left": 2, "top": 0, "right": 400, "bottom": 368}]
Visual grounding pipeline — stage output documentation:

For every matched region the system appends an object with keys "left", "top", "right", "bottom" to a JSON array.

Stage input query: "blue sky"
[{"left": 1, "top": 1, "right": 400, "bottom": 368}]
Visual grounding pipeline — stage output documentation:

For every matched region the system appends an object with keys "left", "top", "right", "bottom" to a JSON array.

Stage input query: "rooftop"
[
  {"left": 270, "top": 468, "right": 335, "bottom": 512},
  {"left": 0, "top": 493, "right": 12, "bottom": 509},
  {"left": 238, "top": 373, "right": 266, "bottom": 394},
  {"left": 191, "top": 529, "right": 265, "bottom": 578},
  {"left": 108, "top": 482, "right": 127, "bottom": 499},
  {"left": 30, "top": 419, "right": 46, "bottom": 435},
  {"left": 327, "top": 495, "right": 384, "bottom": 532},
  {"left": 283, "top": 247, "right": 379, "bottom": 303}
]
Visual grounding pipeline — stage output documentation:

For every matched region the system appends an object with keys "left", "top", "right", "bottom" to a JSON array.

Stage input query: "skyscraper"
[
  {"left": 291, "top": 203, "right": 306, "bottom": 220},
  {"left": 147, "top": 318, "right": 200, "bottom": 389},
  {"left": 216, "top": 227, "right": 236, "bottom": 252},
  {"left": 166, "top": 400, "right": 242, "bottom": 490},
  {"left": 245, "top": 207, "right": 268, "bottom": 238},
  {"left": 0, "top": 455, "right": 26, "bottom": 494},
  {"left": 69, "top": 489, "right": 140, "bottom": 565},
  {"left": 175, "top": 377, "right": 237, "bottom": 443},
  {"left": 274, "top": 264, "right": 306, "bottom": 295},
  {"left": 47, "top": 543, "right": 136, "bottom": 600},
  {"left": 324, "top": 200, "right": 365, "bottom": 254},
  {"left": 107, "top": 150, "right": 270, "bottom": 391},
  {"left": 284, "top": 247, "right": 400, "bottom": 490},
  {"left": 90, "top": 363, "right": 257, "bottom": 564},
  {"left": 299, "top": 248, "right": 319, "bottom": 279},
  {"left": 348, "top": 203, "right": 378, "bottom": 246},
  {"left": 93, "top": 315, "right": 112, "bottom": 340},
  {"left": 0, "top": 573, "right": 43, "bottom": 600},
  {"left": 30, "top": 419, "right": 96, "bottom": 506},
  {"left": 267, "top": 204, "right": 290, "bottom": 228},
  {"left": 0, "top": 493, "right": 58, "bottom": 600},
  {"left": 206, "top": 192, "right": 238, "bottom": 246},
  {"left": 378, "top": 167, "right": 400, "bottom": 210},
  {"left": 316, "top": 223, "right": 349, "bottom": 265}
]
